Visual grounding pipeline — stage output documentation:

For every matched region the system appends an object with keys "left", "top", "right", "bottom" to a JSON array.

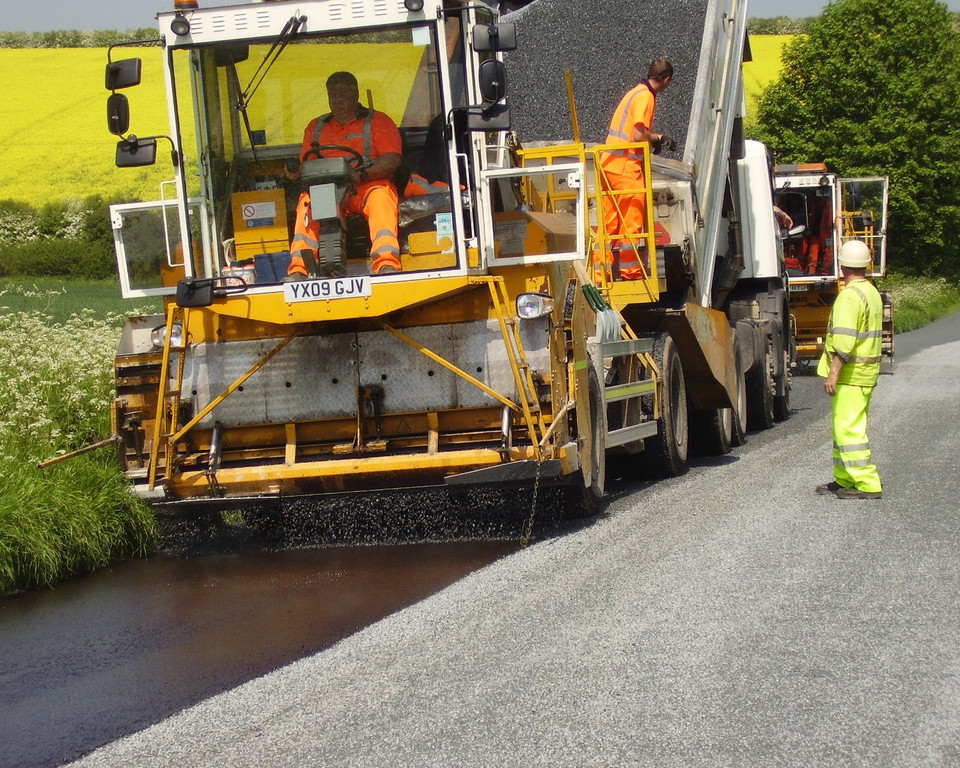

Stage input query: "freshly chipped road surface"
[{"left": 72, "top": 313, "right": 960, "bottom": 767}]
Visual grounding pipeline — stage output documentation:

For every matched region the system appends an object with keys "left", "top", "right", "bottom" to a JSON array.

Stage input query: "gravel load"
[{"left": 503, "top": 0, "right": 709, "bottom": 155}]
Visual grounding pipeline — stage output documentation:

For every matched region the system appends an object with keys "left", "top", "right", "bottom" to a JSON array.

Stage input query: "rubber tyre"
[
  {"left": 774, "top": 348, "right": 791, "bottom": 422},
  {"left": 567, "top": 361, "right": 606, "bottom": 517},
  {"left": 730, "top": 335, "right": 748, "bottom": 446},
  {"left": 690, "top": 406, "right": 732, "bottom": 457},
  {"left": 652, "top": 333, "right": 689, "bottom": 476},
  {"left": 747, "top": 346, "right": 775, "bottom": 431}
]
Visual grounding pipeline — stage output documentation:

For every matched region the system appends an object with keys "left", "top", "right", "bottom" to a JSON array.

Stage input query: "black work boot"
[
  {"left": 815, "top": 481, "right": 843, "bottom": 496},
  {"left": 836, "top": 487, "right": 882, "bottom": 500}
]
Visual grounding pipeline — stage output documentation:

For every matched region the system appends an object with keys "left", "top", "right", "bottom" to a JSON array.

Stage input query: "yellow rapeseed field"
[
  {"left": 743, "top": 35, "right": 792, "bottom": 119},
  {"left": 0, "top": 48, "right": 173, "bottom": 205},
  {"left": 0, "top": 37, "right": 792, "bottom": 206}
]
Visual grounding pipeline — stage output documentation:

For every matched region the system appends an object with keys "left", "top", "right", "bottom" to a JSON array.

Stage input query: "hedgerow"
[
  {"left": 0, "top": 30, "right": 159, "bottom": 49},
  {"left": 0, "top": 197, "right": 118, "bottom": 278}
]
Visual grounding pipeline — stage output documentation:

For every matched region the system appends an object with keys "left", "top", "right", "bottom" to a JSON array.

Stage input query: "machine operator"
[{"left": 287, "top": 71, "right": 404, "bottom": 278}]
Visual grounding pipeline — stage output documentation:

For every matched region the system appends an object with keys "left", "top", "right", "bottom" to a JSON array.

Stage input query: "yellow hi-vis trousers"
[{"left": 831, "top": 383, "right": 882, "bottom": 493}]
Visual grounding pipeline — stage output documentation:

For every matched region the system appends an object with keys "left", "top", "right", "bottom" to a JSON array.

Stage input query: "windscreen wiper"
[
  {"left": 239, "top": 14, "right": 306, "bottom": 108},
  {"left": 235, "top": 14, "right": 307, "bottom": 164}
]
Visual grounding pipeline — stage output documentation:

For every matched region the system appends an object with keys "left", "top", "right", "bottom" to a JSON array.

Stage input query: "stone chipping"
[{"left": 503, "top": 0, "right": 709, "bottom": 155}]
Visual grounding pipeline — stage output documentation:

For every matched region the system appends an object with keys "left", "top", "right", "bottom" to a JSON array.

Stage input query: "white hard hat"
[{"left": 838, "top": 240, "right": 872, "bottom": 268}]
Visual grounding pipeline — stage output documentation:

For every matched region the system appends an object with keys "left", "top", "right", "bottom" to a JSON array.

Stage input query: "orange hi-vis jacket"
[
  {"left": 289, "top": 106, "right": 403, "bottom": 276},
  {"left": 601, "top": 79, "right": 656, "bottom": 178},
  {"left": 806, "top": 197, "right": 834, "bottom": 275}
]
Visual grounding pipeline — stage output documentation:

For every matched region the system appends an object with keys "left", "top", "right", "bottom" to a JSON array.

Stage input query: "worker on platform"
[
  {"left": 598, "top": 58, "right": 674, "bottom": 281},
  {"left": 804, "top": 195, "right": 834, "bottom": 275},
  {"left": 287, "top": 71, "right": 403, "bottom": 278},
  {"left": 815, "top": 239, "right": 883, "bottom": 499}
]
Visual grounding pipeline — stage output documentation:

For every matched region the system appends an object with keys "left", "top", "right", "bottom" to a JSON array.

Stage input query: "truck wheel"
[
  {"left": 731, "top": 335, "right": 747, "bottom": 445},
  {"left": 747, "top": 346, "right": 775, "bottom": 430},
  {"left": 774, "top": 348, "right": 791, "bottom": 421},
  {"left": 690, "top": 406, "right": 732, "bottom": 456},
  {"left": 652, "top": 333, "right": 689, "bottom": 476},
  {"left": 567, "top": 361, "right": 606, "bottom": 517}
]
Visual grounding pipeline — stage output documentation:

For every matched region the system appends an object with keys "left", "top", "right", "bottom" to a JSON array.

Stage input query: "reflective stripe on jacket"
[
  {"left": 600, "top": 80, "right": 656, "bottom": 178},
  {"left": 817, "top": 278, "right": 883, "bottom": 386},
  {"left": 299, "top": 106, "right": 402, "bottom": 167}
]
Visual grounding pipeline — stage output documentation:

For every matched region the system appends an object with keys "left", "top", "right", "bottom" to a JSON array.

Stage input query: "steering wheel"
[{"left": 301, "top": 144, "right": 366, "bottom": 170}]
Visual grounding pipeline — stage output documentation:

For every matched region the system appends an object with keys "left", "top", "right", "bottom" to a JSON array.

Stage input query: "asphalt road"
[{"left": 71, "top": 312, "right": 960, "bottom": 767}]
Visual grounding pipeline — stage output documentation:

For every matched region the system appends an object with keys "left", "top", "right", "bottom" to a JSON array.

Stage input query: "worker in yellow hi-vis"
[{"left": 815, "top": 239, "right": 884, "bottom": 500}]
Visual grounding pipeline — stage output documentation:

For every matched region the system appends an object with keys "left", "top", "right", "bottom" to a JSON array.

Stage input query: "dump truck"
[
  {"left": 101, "top": 0, "right": 791, "bottom": 517},
  {"left": 774, "top": 163, "right": 893, "bottom": 364}
]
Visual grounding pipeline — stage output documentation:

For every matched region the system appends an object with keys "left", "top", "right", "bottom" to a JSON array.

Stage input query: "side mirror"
[
  {"left": 215, "top": 43, "right": 249, "bottom": 67},
  {"left": 473, "top": 22, "right": 517, "bottom": 52},
  {"left": 116, "top": 136, "right": 158, "bottom": 168},
  {"left": 177, "top": 278, "right": 214, "bottom": 308},
  {"left": 105, "top": 58, "right": 142, "bottom": 90},
  {"left": 478, "top": 59, "right": 507, "bottom": 104},
  {"left": 107, "top": 93, "right": 130, "bottom": 136},
  {"left": 466, "top": 103, "right": 511, "bottom": 132}
]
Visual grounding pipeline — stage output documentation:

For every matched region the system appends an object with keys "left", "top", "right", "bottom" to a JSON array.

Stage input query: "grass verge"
[
  {"left": 0, "top": 460, "right": 154, "bottom": 593},
  {"left": 0, "top": 281, "right": 157, "bottom": 593},
  {"left": 878, "top": 273, "right": 960, "bottom": 333}
]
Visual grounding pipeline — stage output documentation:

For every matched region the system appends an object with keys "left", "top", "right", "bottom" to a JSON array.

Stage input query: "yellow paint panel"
[{"left": 230, "top": 189, "right": 289, "bottom": 261}]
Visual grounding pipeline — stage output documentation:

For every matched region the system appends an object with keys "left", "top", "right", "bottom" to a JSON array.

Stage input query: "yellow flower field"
[
  {"left": 0, "top": 48, "right": 174, "bottom": 205},
  {"left": 743, "top": 35, "right": 792, "bottom": 119},
  {"left": 0, "top": 37, "right": 792, "bottom": 207}
]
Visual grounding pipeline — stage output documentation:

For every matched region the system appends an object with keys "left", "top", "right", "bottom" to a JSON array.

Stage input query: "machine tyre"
[
  {"left": 567, "top": 361, "right": 606, "bottom": 517},
  {"left": 730, "top": 335, "right": 748, "bottom": 445},
  {"left": 690, "top": 407, "right": 732, "bottom": 457},
  {"left": 773, "top": 348, "right": 792, "bottom": 422},
  {"left": 651, "top": 333, "right": 689, "bottom": 476},
  {"left": 747, "top": 346, "right": 775, "bottom": 431}
]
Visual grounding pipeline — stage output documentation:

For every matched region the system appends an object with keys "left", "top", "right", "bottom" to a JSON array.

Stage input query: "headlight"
[
  {"left": 151, "top": 323, "right": 183, "bottom": 349},
  {"left": 516, "top": 293, "right": 555, "bottom": 320}
]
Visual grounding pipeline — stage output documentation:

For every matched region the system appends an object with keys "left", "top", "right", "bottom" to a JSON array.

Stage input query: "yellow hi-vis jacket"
[{"left": 816, "top": 278, "right": 883, "bottom": 386}]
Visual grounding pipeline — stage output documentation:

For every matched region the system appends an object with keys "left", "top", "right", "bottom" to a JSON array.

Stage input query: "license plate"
[
  {"left": 788, "top": 282, "right": 809, "bottom": 293},
  {"left": 283, "top": 276, "right": 372, "bottom": 303}
]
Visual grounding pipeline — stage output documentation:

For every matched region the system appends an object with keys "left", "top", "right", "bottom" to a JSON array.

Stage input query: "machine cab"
[
  {"left": 775, "top": 165, "right": 889, "bottom": 283},
  {"left": 105, "top": 0, "right": 585, "bottom": 303}
]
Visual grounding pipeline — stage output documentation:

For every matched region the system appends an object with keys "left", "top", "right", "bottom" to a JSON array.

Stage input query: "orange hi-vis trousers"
[
  {"left": 404, "top": 173, "right": 450, "bottom": 197},
  {"left": 599, "top": 169, "right": 649, "bottom": 280},
  {"left": 288, "top": 181, "right": 401, "bottom": 277}
]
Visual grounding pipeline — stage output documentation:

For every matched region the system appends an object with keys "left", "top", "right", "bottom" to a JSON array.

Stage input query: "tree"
[
  {"left": 747, "top": 16, "right": 812, "bottom": 35},
  {"left": 753, "top": 0, "right": 960, "bottom": 277}
]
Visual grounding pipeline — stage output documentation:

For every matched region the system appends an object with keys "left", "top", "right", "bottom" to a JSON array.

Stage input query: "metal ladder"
[{"left": 148, "top": 304, "right": 188, "bottom": 491}]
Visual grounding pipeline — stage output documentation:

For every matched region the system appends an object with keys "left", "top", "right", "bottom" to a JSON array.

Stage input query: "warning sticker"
[{"left": 241, "top": 202, "right": 277, "bottom": 221}]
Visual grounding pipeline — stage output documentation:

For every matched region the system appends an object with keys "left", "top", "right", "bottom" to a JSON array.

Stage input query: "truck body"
[
  {"left": 103, "top": 0, "right": 792, "bottom": 515},
  {"left": 774, "top": 163, "right": 893, "bottom": 363}
]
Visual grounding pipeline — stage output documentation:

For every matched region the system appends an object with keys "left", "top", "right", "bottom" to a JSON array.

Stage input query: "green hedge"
[
  {"left": 0, "top": 30, "right": 159, "bottom": 48},
  {"left": 0, "top": 239, "right": 115, "bottom": 279},
  {"left": 0, "top": 196, "right": 119, "bottom": 279}
]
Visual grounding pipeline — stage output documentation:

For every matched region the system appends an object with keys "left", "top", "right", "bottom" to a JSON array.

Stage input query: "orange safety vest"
[
  {"left": 806, "top": 198, "right": 834, "bottom": 275},
  {"left": 289, "top": 107, "right": 403, "bottom": 276},
  {"left": 600, "top": 79, "right": 656, "bottom": 178}
]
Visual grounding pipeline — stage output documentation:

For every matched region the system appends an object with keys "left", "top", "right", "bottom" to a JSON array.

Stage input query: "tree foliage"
[
  {"left": 747, "top": 16, "right": 813, "bottom": 35},
  {"left": 753, "top": 0, "right": 960, "bottom": 277},
  {"left": 0, "top": 196, "right": 117, "bottom": 279},
  {"left": 0, "top": 30, "right": 159, "bottom": 48}
]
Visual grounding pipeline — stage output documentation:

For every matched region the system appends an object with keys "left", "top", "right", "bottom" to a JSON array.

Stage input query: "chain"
[{"left": 520, "top": 459, "right": 544, "bottom": 546}]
